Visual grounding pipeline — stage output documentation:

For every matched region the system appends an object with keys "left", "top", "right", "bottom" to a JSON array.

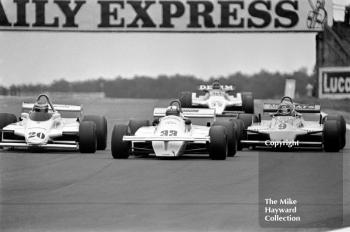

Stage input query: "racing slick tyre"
[
  {"left": 209, "top": 126, "right": 228, "bottom": 160},
  {"left": 111, "top": 125, "right": 131, "bottom": 159},
  {"left": 213, "top": 120, "right": 237, "bottom": 157},
  {"left": 0, "top": 113, "right": 17, "bottom": 129},
  {"left": 79, "top": 121, "right": 97, "bottom": 153},
  {"left": 234, "top": 119, "right": 245, "bottom": 151},
  {"left": 237, "top": 113, "right": 256, "bottom": 129},
  {"left": 179, "top": 92, "right": 192, "bottom": 108},
  {"left": 242, "top": 93, "right": 254, "bottom": 114},
  {"left": 128, "top": 120, "right": 150, "bottom": 156},
  {"left": 327, "top": 115, "right": 346, "bottom": 149},
  {"left": 83, "top": 115, "right": 108, "bottom": 150},
  {"left": 128, "top": 120, "right": 150, "bottom": 135},
  {"left": 323, "top": 120, "right": 341, "bottom": 152},
  {"left": 0, "top": 113, "right": 17, "bottom": 145}
]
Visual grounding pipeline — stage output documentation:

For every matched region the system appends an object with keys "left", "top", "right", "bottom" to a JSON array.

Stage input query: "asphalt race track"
[{"left": 0, "top": 98, "right": 349, "bottom": 232}]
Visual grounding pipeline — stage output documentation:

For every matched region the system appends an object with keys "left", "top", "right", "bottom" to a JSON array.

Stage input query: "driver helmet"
[
  {"left": 33, "top": 102, "right": 49, "bottom": 113},
  {"left": 278, "top": 102, "right": 295, "bottom": 116},
  {"left": 212, "top": 81, "right": 221, "bottom": 90},
  {"left": 165, "top": 105, "right": 181, "bottom": 116}
]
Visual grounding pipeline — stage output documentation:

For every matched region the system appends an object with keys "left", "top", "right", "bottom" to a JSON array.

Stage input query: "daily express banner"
[
  {"left": 0, "top": 0, "right": 333, "bottom": 32},
  {"left": 319, "top": 67, "right": 350, "bottom": 99}
]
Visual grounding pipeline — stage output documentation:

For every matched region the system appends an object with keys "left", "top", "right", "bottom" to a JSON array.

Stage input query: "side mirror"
[
  {"left": 52, "top": 113, "right": 60, "bottom": 120},
  {"left": 20, "top": 112, "right": 29, "bottom": 119},
  {"left": 185, "top": 119, "right": 192, "bottom": 125},
  {"left": 152, "top": 118, "right": 160, "bottom": 126}
]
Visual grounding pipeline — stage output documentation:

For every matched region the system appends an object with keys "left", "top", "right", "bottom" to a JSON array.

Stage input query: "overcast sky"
[{"left": 0, "top": 0, "right": 348, "bottom": 87}]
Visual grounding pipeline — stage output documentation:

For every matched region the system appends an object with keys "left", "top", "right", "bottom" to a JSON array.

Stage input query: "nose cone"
[
  {"left": 26, "top": 129, "right": 48, "bottom": 145},
  {"left": 209, "top": 100, "right": 225, "bottom": 114},
  {"left": 152, "top": 141, "right": 184, "bottom": 157}
]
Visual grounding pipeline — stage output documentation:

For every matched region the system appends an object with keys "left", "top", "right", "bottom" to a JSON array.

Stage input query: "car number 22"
[{"left": 160, "top": 130, "right": 177, "bottom": 136}]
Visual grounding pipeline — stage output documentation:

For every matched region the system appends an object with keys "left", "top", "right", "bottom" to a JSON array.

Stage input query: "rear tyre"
[
  {"left": 234, "top": 119, "right": 245, "bottom": 151},
  {"left": 242, "top": 93, "right": 254, "bottom": 114},
  {"left": 83, "top": 115, "right": 108, "bottom": 150},
  {"left": 128, "top": 120, "right": 150, "bottom": 135},
  {"left": 79, "top": 121, "right": 97, "bottom": 153},
  {"left": 0, "top": 113, "right": 17, "bottom": 144},
  {"left": 209, "top": 126, "right": 227, "bottom": 160},
  {"left": 327, "top": 115, "right": 346, "bottom": 149},
  {"left": 0, "top": 113, "right": 17, "bottom": 129},
  {"left": 179, "top": 92, "right": 192, "bottom": 108},
  {"left": 238, "top": 113, "right": 256, "bottom": 129},
  {"left": 111, "top": 125, "right": 131, "bottom": 159},
  {"left": 323, "top": 120, "right": 341, "bottom": 152},
  {"left": 213, "top": 120, "right": 237, "bottom": 157}
]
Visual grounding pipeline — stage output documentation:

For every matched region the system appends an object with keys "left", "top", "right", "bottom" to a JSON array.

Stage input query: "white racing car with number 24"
[
  {"left": 111, "top": 100, "right": 238, "bottom": 160},
  {"left": 0, "top": 94, "right": 107, "bottom": 153}
]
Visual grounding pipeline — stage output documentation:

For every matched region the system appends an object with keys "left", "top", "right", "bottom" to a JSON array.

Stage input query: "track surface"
[{"left": 0, "top": 98, "right": 349, "bottom": 232}]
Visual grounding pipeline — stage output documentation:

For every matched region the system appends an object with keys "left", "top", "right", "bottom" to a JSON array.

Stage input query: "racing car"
[
  {"left": 111, "top": 100, "right": 238, "bottom": 160},
  {"left": 0, "top": 94, "right": 107, "bottom": 153},
  {"left": 179, "top": 80, "right": 254, "bottom": 115},
  {"left": 240, "top": 96, "right": 346, "bottom": 152}
]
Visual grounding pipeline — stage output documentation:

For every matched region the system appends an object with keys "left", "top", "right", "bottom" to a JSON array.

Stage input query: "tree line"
[{"left": 0, "top": 69, "right": 315, "bottom": 99}]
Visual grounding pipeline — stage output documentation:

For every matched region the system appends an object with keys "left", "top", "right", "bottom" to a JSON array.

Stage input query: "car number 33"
[{"left": 160, "top": 130, "right": 178, "bottom": 136}]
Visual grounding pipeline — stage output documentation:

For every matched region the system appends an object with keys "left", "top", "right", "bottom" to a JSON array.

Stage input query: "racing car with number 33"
[{"left": 111, "top": 100, "right": 238, "bottom": 160}]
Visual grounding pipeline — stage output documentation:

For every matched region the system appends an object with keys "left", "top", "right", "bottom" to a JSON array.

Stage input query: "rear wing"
[
  {"left": 263, "top": 103, "right": 321, "bottom": 113},
  {"left": 198, "top": 85, "right": 235, "bottom": 91},
  {"left": 154, "top": 108, "right": 216, "bottom": 118},
  {"left": 22, "top": 103, "right": 82, "bottom": 113}
]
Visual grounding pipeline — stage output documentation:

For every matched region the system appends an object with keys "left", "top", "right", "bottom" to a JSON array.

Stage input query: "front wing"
[
  {"left": 241, "top": 129, "right": 323, "bottom": 148},
  {"left": 123, "top": 136, "right": 210, "bottom": 143}
]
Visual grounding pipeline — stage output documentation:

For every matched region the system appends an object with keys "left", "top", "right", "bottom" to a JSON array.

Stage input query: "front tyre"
[
  {"left": 323, "top": 120, "right": 341, "bottom": 152},
  {"left": 327, "top": 115, "right": 346, "bottom": 149},
  {"left": 111, "top": 125, "right": 131, "bottom": 159},
  {"left": 209, "top": 126, "right": 227, "bottom": 160},
  {"left": 128, "top": 120, "right": 150, "bottom": 156},
  {"left": 83, "top": 115, "right": 108, "bottom": 150},
  {"left": 79, "top": 121, "right": 97, "bottom": 153},
  {"left": 213, "top": 120, "right": 237, "bottom": 157}
]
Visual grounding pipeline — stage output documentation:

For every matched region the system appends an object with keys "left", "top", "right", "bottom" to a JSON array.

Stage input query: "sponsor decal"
[
  {"left": 265, "top": 140, "right": 299, "bottom": 148},
  {"left": 306, "top": 0, "right": 327, "bottom": 29},
  {"left": 199, "top": 85, "right": 234, "bottom": 91},
  {"left": 0, "top": 0, "right": 332, "bottom": 32},
  {"left": 319, "top": 67, "right": 350, "bottom": 99}
]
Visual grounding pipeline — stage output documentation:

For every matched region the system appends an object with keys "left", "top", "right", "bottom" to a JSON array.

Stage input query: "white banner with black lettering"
[
  {"left": 319, "top": 67, "right": 350, "bottom": 99},
  {"left": 0, "top": 0, "right": 333, "bottom": 32}
]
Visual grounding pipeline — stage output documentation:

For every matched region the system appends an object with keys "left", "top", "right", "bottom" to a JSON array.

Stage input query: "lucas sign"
[
  {"left": 0, "top": 0, "right": 332, "bottom": 32},
  {"left": 319, "top": 67, "right": 350, "bottom": 99}
]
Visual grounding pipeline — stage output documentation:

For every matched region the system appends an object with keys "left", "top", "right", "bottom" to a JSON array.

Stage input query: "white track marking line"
[
  {"left": 330, "top": 227, "right": 350, "bottom": 232},
  {"left": 347, "top": 124, "right": 350, "bottom": 131}
]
